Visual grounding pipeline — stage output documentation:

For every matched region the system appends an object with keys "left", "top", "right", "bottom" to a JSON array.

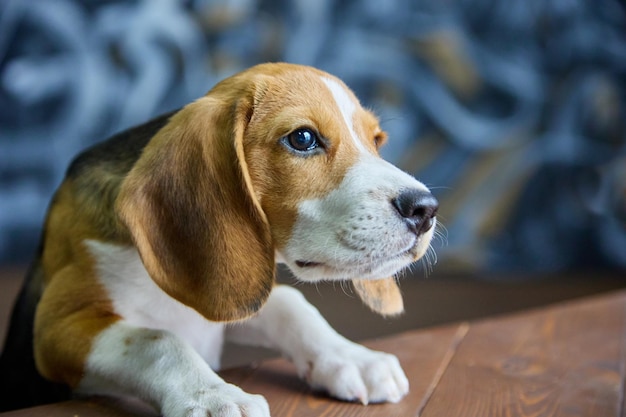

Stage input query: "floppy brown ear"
[
  {"left": 116, "top": 96, "right": 274, "bottom": 322},
  {"left": 352, "top": 278, "right": 404, "bottom": 317}
]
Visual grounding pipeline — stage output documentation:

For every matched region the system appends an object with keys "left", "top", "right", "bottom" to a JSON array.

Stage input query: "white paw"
[
  {"left": 299, "top": 343, "right": 409, "bottom": 405},
  {"left": 162, "top": 383, "right": 270, "bottom": 417}
]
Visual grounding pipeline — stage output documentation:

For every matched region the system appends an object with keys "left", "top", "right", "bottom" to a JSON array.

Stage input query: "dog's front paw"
[
  {"left": 162, "top": 383, "right": 270, "bottom": 417},
  {"left": 300, "top": 343, "right": 409, "bottom": 405}
]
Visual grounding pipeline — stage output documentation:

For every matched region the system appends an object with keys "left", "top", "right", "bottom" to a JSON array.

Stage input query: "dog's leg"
[
  {"left": 37, "top": 316, "right": 269, "bottom": 416},
  {"left": 74, "top": 322, "right": 270, "bottom": 417},
  {"left": 225, "top": 285, "right": 409, "bottom": 405},
  {"left": 33, "top": 262, "right": 269, "bottom": 417}
]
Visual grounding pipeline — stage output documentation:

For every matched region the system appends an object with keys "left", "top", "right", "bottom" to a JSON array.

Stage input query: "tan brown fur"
[
  {"left": 36, "top": 181, "right": 121, "bottom": 387},
  {"left": 352, "top": 278, "right": 404, "bottom": 317},
  {"left": 116, "top": 95, "right": 275, "bottom": 322}
]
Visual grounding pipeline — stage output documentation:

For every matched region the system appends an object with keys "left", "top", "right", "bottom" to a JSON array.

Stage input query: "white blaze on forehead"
[{"left": 321, "top": 76, "right": 369, "bottom": 154}]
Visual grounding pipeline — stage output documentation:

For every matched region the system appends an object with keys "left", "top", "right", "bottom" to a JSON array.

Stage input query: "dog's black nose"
[{"left": 392, "top": 189, "right": 439, "bottom": 235}]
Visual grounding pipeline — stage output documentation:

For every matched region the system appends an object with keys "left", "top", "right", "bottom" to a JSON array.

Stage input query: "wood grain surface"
[
  {"left": 2, "top": 290, "right": 625, "bottom": 417},
  {"left": 419, "top": 291, "right": 626, "bottom": 417}
]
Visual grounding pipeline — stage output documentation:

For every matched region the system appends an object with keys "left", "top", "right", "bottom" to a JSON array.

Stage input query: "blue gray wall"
[{"left": 1, "top": 0, "right": 625, "bottom": 274}]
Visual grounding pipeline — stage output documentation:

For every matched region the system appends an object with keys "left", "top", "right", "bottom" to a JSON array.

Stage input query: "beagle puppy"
[{"left": 0, "top": 63, "right": 438, "bottom": 416}]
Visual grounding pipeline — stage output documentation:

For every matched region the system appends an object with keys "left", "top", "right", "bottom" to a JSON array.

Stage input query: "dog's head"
[{"left": 117, "top": 63, "right": 437, "bottom": 321}]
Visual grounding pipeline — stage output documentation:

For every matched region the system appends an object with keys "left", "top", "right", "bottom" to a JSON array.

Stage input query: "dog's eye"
[
  {"left": 287, "top": 129, "right": 318, "bottom": 151},
  {"left": 285, "top": 128, "right": 320, "bottom": 153}
]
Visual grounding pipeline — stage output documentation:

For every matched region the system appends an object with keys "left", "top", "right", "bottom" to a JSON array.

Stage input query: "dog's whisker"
[
  {"left": 433, "top": 223, "right": 449, "bottom": 247},
  {"left": 428, "top": 244, "right": 438, "bottom": 267},
  {"left": 339, "top": 280, "right": 353, "bottom": 298}
]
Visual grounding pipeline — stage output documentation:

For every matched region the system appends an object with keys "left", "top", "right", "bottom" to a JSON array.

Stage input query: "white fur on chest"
[{"left": 85, "top": 240, "right": 225, "bottom": 369}]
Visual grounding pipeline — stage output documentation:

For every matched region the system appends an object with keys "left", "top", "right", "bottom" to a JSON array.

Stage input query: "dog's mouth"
[
  {"left": 295, "top": 260, "right": 322, "bottom": 268},
  {"left": 295, "top": 247, "right": 413, "bottom": 271}
]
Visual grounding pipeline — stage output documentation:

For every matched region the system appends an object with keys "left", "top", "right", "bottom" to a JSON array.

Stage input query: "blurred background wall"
[{"left": 1, "top": 0, "right": 625, "bottom": 276}]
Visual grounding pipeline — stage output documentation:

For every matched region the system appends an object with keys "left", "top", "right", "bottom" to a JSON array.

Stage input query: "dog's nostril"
[
  {"left": 413, "top": 206, "right": 427, "bottom": 219},
  {"left": 392, "top": 190, "right": 439, "bottom": 235}
]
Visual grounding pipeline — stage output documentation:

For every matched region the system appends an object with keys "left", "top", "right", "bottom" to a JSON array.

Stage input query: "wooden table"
[{"left": 3, "top": 290, "right": 625, "bottom": 417}]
